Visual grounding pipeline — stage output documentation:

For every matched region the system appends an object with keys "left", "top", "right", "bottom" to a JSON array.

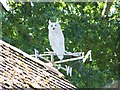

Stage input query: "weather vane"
[
  {"left": 31, "top": 19, "right": 92, "bottom": 76},
  {"left": 31, "top": 48, "right": 92, "bottom": 77}
]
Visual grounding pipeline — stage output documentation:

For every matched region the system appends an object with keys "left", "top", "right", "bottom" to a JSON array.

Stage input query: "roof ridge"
[
  {"left": 0, "top": 40, "right": 45, "bottom": 66},
  {"left": 0, "top": 40, "right": 64, "bottom": 77}
]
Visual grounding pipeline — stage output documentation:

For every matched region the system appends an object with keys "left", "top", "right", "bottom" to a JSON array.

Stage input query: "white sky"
[{"left": 0, "top": 0, "right": 10, "bottom": 11}]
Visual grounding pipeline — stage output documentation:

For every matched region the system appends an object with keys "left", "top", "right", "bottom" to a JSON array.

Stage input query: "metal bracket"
[
  {"left": 31, "top": 49, "right": 92, "bottom": 77},
  {"left": 56, "top": 64, "right": 72, "bottom": 76}
]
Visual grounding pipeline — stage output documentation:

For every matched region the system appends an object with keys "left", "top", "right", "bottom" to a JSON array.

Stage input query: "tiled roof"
[{"left": 0, "top": 40, "right": 76, "bottom": 89}]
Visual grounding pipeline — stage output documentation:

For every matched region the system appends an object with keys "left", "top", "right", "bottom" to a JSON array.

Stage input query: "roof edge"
[
  {"left": 0, "top": 40, "right": 45, "bottom": 67},
  {"left": 0, "top": 40, "right": 65, "bottom": 78}
]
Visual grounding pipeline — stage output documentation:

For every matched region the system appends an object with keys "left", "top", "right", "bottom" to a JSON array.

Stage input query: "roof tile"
[{"left": 0, "top": 40, "right": 76, "bottom": 89}]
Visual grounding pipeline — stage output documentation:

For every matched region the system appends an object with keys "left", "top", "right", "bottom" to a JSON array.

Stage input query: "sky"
[{"left": 0, "top": 0, "right": 10, "bottom": 11}]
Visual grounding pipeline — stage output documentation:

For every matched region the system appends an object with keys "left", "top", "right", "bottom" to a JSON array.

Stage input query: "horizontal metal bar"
[
  {"left": 30, "top": 52, "right": 84, "bottom": 57},
  {"left": 54, "top": 56, "right": 84, "bottom": 64}
]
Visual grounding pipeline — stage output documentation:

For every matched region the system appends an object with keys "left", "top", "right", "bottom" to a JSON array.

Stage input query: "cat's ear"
[
  {"left": 49, "top": 20, "right": 51, "bottom": 23},
  {"left": 56, "top": 18, "right": 59, "bottom": 23}
]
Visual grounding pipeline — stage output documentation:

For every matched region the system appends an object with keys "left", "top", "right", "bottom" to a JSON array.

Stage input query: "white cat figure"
[{"left": 48, "top": 19, "right": 65, "bottom": 60}]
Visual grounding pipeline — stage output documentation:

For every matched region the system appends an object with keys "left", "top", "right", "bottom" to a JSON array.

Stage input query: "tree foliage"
[{"left": 1, "top": 1, "right": 119, "bottom": 88}]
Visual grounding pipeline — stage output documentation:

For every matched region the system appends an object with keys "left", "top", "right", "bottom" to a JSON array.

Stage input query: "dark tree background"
[{"left": 1, "top": 1, "right": 119, "bottom": 88}]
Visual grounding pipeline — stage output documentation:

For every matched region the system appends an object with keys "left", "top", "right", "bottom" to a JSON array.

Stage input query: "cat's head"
[{"left": 48, "top": 19, "right": 61, "bottom": 31}]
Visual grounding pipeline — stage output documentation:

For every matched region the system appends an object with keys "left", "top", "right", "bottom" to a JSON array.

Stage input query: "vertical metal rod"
[{"left": 50, "top": 54, "right": 54, "bottom": 62}]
